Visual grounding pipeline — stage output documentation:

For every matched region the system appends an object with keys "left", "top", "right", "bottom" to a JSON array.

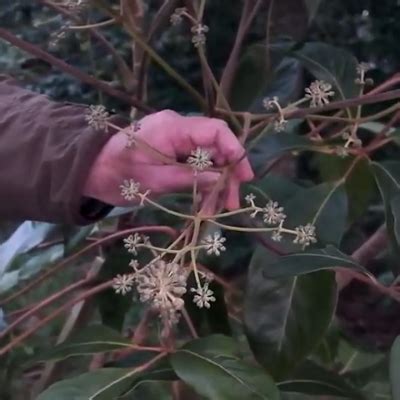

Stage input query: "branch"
[
  {"left": 0, "top": 226, "right": 176, "bottom": 306},
  {"left": 0, "top": 28, "right": 152, "bottom": 112},
  {"left": 218, "top": 0, "right": 264, "bottom": 105}
]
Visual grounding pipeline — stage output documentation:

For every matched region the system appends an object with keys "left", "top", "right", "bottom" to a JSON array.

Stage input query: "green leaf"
[
  {"left": 263, "top": 245, "right": 370, "bottom": 279},
  {"left": 245, "top": 247, "right": 337, "bottom": 379},
  {"left": 230, "top": 44, "right": 300, "bottom": 111},
  {"left": 0, "top": 222, "right": 56, "bottom": 276},
  {"left": 34, "top": 325, "right": 133, "bottom": 362},
  {"left": 315, "top": 155, "right": 376, "bottom": 221},
  {"left": 171, "top": 335, "right": 279, "bottom": 400},
  {"left": 371, "top": 161, "right": 400, "bottom": 273},
  {"left": 294, "top": 42, "right": 359, "bottom": 99},
  {"left": 278, "top": 361, "right": 367, "bottom": 400},
  {"left": 0, "top": 244, "right": 64, "bottom": 294},
  {"left": 283, "top": 181, "right": 348, "bottom": 247},
  {"left": 390, "top": 336, "right": 400, "bottom": 400},
  {"left": 249, "top": 127, "right": 315, "bottom": 173},
  {"left": 36, "top": 368, "right": 137, "bottom": 400}
]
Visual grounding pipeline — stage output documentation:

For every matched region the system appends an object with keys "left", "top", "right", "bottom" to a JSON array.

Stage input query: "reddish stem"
[{"left": 0, "top": 226, "right": 177, "bottom": 306}]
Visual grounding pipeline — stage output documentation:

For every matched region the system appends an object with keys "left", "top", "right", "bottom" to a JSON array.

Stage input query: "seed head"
[
  {"left": 113, "top": 274, "right": 135, "bottom": 295},
  {"left": 187, "top": 147, "right": 213, "bottom": 171},
  {"left": 170, "top": 7, "right": 187, "bottom": 25},
  {"left": 305, "top": 80, "right": 335, "bottom": 107},
  {"left": 263, "top": 200, "right": 286, "bottom": 225},
  {"left": 120, "top": 179, "right": 140, "bottom": 201},
  {"left": 85, "top": 105, "right": 109, "bottom": 132},
  {"left": 191, "top": 24, "right": 209, "bottom": 47},
  {"left": 202, "top": 232, "right": 227, "bottom": 256},
  {"left": 191, "top": 283, "right": 216, "bottom": 309},
  {"left": 293, "top": 223, "right": 317, "bottom": 247},
  {"left": 135, "top": 261, "right": 189, "bottom": 323},
  {"left": 123, "top": 233, "right": 148, "bottom": 255}
]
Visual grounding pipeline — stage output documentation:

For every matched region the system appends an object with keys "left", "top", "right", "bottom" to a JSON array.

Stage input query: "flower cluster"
[
  {"left": 123, "top": 233, "right": 149, "bottom": 255},
  {"left": 170, "top": 7, "right": 187, "bottom": 26},
  {"left": 262, "top": 96, "right": 288, "bottom": 132},
  {"left": 201, "top": 232, "right": 227, "bottom": 256},
  {"left": 85, "top": 105, "right": 109, "bottom": 132},
  {"left": 245, "top": 193, "right": 317, "bottom": 247},
  {"left": 356, "top": 62, "right": 374, "bottom": 85},
  {"left": 120, "top": 179, "right": 141, "bottom": 201},
  {"left": 305, "top": 80, "right": 335, "bottom": 107},
  {"left": 187, "top": 147, "right": 213, "bottom": 171},
  {"left": 191, "top": 24, "right": 209, "bottom": 48}
]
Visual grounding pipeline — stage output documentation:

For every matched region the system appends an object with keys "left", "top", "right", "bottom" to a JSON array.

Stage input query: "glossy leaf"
[
  {"left": 36, "top": 368, "right": 136, "bottom": 400},
  {"left": 294, "top": 42, "right": 359, "bottom": 99},
  {"left": 249, "top": 126, "right": 315, "bottom": 173},
  {"left": 315, "top": 155, "right": 376, "bottom": 221},
  {"left": 171, "top": 335, "right": 279, "bottom": 400},
  {"left": 263, "top": 244, "right": 369, "bottom": 279},
  {"left": 283, "top": 181, "right": 348, "bottom": 247},
  {"left": 35, "top": 325, "right": 133, "bottom": 362},
  {"left": 390, "top": 336, "right": 400, "bottom": 400},
  {"left": 245, "top": 247, "right": 337, "bottom": 379},
  {"left": 0, "top": 222, "right": 56, "bottom": 276},
  {"left": 371, "top": 161, "right": 400, "bottom": 273},
  {"left": 278, "top": 361, "right": 367, "bottom": 399}
]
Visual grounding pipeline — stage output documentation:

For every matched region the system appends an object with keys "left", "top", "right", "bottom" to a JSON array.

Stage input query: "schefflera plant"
[{"left": 3, "top": 1, "right": 400, "bottom": 400}]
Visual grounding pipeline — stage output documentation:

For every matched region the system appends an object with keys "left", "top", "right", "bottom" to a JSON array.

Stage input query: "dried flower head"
[
  {"left": 305, "top": 80, "right": 335, "bottom": 107},
  {"left": 202, "top": 232, "right": 227, "bottom": 256},
  {"left": 170, "top": 7, "right": 187, "bottom": 25},
  {"left": 293, "top": 223, "right": 317, "bottom": 247},
  {"left": 273, "top": 118, "right": 288, "bottom": 133},
  {"left": 135, "top": 261, "right": 189, "bottom": 323},
  {"left": 191, "top": 283, "right": 216, "bottom": 309},
  {"left": 335, "top": 146, "right": 349, "bottom": 158},
  {"left": 187, "top": 147, "right": 213, "bottom": 171},
  {"left": 191, "top": 24, "right": 209, "bottom": 47},
  {"left": 120, "top": 179, "right": 140, "bottom": 201},
  {"left": 262, "top": 96, "right": 279, "bottom": 111},
  {"left": 85, "top": 105, "right": 109, "bottom": 132},
  {"left": 245, "top": 193, "right": 256, "bottom": 207},
  {"left": 113, "top": 274, "right": 135, "bottom": 295},
  {"left": 123, "top": 233, "right": 147, "bottom": 255},
  {"left": 271, "top": 230, "right": 283, "bottom": 242},
  {"left": 263, "top": 200, "right": 286, "bottom": 225}
]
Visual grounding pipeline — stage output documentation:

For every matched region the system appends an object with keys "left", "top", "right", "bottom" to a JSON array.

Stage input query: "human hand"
[{"left": 83, "top": 110, "right": 254, "bottom": 210}]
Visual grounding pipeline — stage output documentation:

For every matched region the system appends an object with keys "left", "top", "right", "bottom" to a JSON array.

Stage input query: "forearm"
[{"left": 0, "top": 76, "right": 113, "bottom": 224}]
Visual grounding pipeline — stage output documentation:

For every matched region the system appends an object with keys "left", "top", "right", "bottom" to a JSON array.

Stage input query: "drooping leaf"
[
  {"left": 171, "top": 335, "right": 280, "bottom": 400},
  {"left": 371, "top": 161, "right": 400, "bottom": 274},
  {"left": 294, "top": 42, "right": 359, "bottom": 99},
  {"left": 34, "top": 325, "right": 133, "bottom": 362},
  {"left": 263, "top": 244, "right": 369, "bottom": 279},
  {"left": 36, "top": 368, "right": 137, "bottom": 400},
  {"left": 0, "top": 222, "right": 56, "bottom": 276},
  {"left": 283, "top": 181, "right": 348, "bottom": 247},
  {"left": 245, "top": 247, "right": 337, "bottom": 379},
  {"left": 390, "top": 336, "right": 400, "bottom": 400},
  {"left": 0, "top": 244, "right": 64, "bottom": 294},
  {"left": 249, "top": 125, "right": 315, "bottom": 173},
  {"left": 278, "top": 361, "right": 367, "bottom": 400},
  {"left": 230, "top": 44, "right": 300, "bottom": 111}
]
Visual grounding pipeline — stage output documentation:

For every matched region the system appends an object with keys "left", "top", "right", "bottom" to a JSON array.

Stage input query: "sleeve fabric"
[{"left": 0, "top": 76, "right": 114, "bottom": 225}]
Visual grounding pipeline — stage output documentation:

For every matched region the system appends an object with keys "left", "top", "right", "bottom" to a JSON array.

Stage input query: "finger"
[{"left": 224, "top": 177, "right": 241, "bottom": 210}]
